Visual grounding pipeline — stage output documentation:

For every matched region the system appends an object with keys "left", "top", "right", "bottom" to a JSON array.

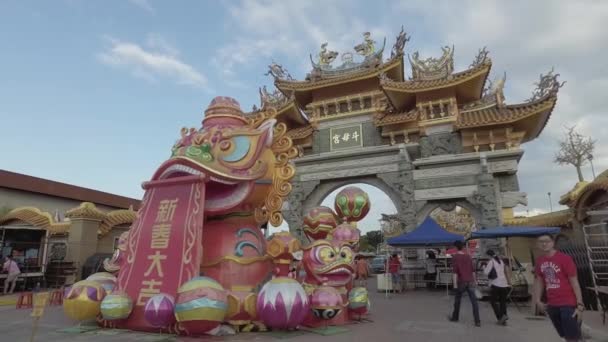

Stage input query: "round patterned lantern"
[
  {"left": 144, "top": 293, "right": 175, "bottom": 328},
  {"left": 63, "top": 280, "right": 107, "bottom": 321},
  {"left": 175, "top": 276, "right": 228, "bottom": 335},
  {"left": 333, "top": 187, "right": 370, "bottom": 223},
  {"left": 256, "top": 277, "right": 309, "bottom": 330},
  {"left": 310, "top": 286, "right": 343, "bottom": 320},
  {"left": 348, "top": 287, "right": 369, "bottom": 315},
  {"left": 100, "top": 292, "right": 133, "bottom": 321},
  {"left": 86, "top": 272, "right": 117, "bottom": 294},
  {"left": 303, "top": 206, "right": 339, "bottom": 241},
  {"left": 328, "top": 223, "right": 361, "bottom": 249}
]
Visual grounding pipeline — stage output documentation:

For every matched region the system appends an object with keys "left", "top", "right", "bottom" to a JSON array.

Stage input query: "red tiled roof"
[{"left": 0, "top": 169, "right": 140, "bottom": 209}]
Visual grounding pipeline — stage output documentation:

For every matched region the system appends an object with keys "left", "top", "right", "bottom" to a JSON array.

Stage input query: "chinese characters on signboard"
[
  {"left": 136, "top": 199, "right": 178, "bottom": 305},
  {"left": 329, "top": 124, "right": 363, "bottom": 151}
]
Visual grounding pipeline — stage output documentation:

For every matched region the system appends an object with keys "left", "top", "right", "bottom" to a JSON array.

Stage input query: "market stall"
[
  {"left": 0, "top": 224, "right": 48, "bottom": 291},
  {"left": 386, "top": 217, "right": 465, "bottom": 295}
]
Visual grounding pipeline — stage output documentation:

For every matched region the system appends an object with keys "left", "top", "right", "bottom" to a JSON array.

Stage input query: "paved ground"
[{"left": 0, "top": 279, "right": 606, "bottom": 342}]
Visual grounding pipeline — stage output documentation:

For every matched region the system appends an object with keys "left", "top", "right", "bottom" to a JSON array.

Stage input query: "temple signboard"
[{"left": 330, "top": 124, "right": 363, "bottom": 151}]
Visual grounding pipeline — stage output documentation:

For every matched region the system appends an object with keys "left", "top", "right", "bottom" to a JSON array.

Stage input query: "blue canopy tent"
[
  {"left": 387, "top": 217, "right": 464, "bottom": 295},
  {"left": 387, "top": 217, "right": 465, "bottom": 246},
  {"left": 470, "top": 226, "right": 561, "bottom": 239}
]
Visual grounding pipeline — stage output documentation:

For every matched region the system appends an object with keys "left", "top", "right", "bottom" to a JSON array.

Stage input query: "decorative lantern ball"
[
  {"left": 100, "top": 292, "right": 133, "bottom": 321},
  {"left": 334, "top": 186, "right": 370, "bottom": 223},
  {"left": 63, "top": 280, "right": 107, "bottom": 322},
  {"left": 175, "top": 276, "right": 228, "bottom": 335},
  {"left": 144, "top": 293, "right": 175, "bottom": 328},
  {"left": 267, "top": 231, "right": 302, "bottom": 259},
  {"left": 257, "top": 277, "right": 309, "bottom": 330},
  {"left": 348, "top": 287, "right": 369, "bottom": 315},
  {"left": 86, "top": 272, "right": 117, "bottom": 294},
  {"left": 328, "top": 223, "right": 361, "bottom": 248},
  {"left": 303, "top": 206, "right": 339, "bottom": 241},
  {"left": 311, "top": 286, "right": 343, "bottom": 320}
]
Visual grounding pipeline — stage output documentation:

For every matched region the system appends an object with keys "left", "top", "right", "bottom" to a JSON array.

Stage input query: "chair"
[
  {"left": 49, "top": 288, "right": 64, "bottom": 306},
  {"left": 16, "top": 292, "right": 33, "bottom": 309}
]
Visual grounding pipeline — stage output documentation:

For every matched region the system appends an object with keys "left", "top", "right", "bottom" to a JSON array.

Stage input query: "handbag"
[{"left": 487, "top": 260, "right": 498, "bottom": 280}]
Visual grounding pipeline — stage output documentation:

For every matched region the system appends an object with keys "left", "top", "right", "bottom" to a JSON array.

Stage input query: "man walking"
[
  {"left": 2, "top": 255, "right": 21, "bottom": 295},
  {"left": 534, "top": 234, "right": 584, "bottom": 342},
  {"left": 448, "top": 240, "right": 481, "bottom": 327}
]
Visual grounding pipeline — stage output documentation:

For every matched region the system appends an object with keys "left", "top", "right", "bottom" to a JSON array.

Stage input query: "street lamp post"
[
  {"left": 548, "top": 192, "right": 553, "bottom": 212},
  {"left": 588, "top": 154, "right": 596, "bottom": 179}
]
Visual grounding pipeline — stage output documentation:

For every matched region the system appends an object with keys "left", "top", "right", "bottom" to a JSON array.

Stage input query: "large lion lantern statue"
[{"left": 68, "top": 97, "right": 371, "bottom": 335}]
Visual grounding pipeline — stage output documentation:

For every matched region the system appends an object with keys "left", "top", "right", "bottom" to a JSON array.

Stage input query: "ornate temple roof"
[
  {"left": 380, "top": 61, "right": 490, "bottom": 94},
  {"left": 504, "top": 209, "right": 573, "bottom": 227},
  {"left": 380, "top": 47, "right": 492, "bottom": 110},
  {"left": 374, "top": 109, "right": 418, "bottom": 126},
  {"left": 456, "top": 95, "right": 557, "bottom": 140},
  {"left": 286, "top": 125, "right": 314, "bottom": 140},
  {"left": 245, "top": 87, "right": 309, "bottom": 130},
  {"left": 275, "top": 57, "right": 404, "bottom": 91},
  {"left": 268, "top": 29, "right": 410, "bottom": 106},
  {"left": 456, "top": 69, "right": 563, "bottom": 141}
]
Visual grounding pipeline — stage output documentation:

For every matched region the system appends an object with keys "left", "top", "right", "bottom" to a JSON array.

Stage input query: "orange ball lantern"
[
  {"left": 334, "top": 187, "right": 370, "bottom": 223},
  {"left": 303, "top": 206, "right": 338, "bottom": 241}
]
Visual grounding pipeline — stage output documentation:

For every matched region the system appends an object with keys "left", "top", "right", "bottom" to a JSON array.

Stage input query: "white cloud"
[
  {"left": 128, "top": 0, "right": 154, "bottom": 13},
  {"left": 215, "top": 0, "right": 391, "bottom": 85},
  {"left": 98, "top": 35, "right": 209, "bottom": 91}
]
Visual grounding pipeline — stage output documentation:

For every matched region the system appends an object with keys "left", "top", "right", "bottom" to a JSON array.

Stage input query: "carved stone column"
[
  {"left": 470, "top": 172, "right": 501, "bottom": 251},
  {"left": 283, "top": 178, "right": 320, "bottom": 244},
  {"left": 377, "top": 162, "right": 417, "bottom": 233}
]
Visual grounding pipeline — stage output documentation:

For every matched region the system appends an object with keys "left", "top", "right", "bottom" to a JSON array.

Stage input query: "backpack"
[{"left": 487, "top": 259, "right": 498, "bottom": 280}]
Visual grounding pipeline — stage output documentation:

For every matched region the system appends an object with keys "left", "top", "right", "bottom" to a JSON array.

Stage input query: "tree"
[
  {"left": 364, "top": 230, "right": 383, "bottom": 250},
  {"left": 554, "top": 126, "right": 596, "bottom": 182}
]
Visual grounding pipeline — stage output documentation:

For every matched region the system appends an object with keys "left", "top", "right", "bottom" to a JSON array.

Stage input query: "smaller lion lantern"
[
  {"left": 267, "top": 231, "right": 302, "bottom": 277},
  {"left": 303, "top": 206, "right": 339, "bottom": 241},
  {"left": 333, "top": 187, "right": 370, "bottom": 224}
]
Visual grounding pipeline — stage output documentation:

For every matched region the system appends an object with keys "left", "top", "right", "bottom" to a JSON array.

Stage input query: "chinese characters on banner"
[
  {"left": 330, "top": 124, "right": 363, "bottom": 151},
  {"left": 136, "top": 199, "right": 178, "bottom": 305}
]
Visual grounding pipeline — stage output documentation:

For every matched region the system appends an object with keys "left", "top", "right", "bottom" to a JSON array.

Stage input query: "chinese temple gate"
[{"left": 247, "top": 28, "right": 562, "bottom": 245}]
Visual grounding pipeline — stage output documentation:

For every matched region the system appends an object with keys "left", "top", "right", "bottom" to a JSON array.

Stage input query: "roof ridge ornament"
[
  {"left": 354, "top": 32, "right": 376, "bottom": 57},
  {"left": 527, "top": 67, "right": 566, "bottom": 102},
  {"left": 306, "top": 32, "right": 386, "bottom": 81},
  {"left": 482, "top": 71, "right": 507, "bottom": 106},
  {"left": 409, "top": 45, "right": 455, "bottom": 81},
  {"left": 390, "top": 26, "right": 410, "bottom": 58},
  {"left": 259, "top": 85, "right": 288, "bottom": 109},
  {"left": 469, "top": 46, "right": 491, "bottom": 68},
  {"left": 264, "top": 61, "right": 293, "bottom": 81}
]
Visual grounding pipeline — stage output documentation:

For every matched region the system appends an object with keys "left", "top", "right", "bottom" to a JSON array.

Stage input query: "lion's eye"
[{"left": 221, "top": 136, "right": 251, "bottom": 162}]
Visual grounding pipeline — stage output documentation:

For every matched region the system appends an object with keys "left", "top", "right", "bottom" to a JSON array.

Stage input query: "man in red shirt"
[
  {"left": 388, "top": 253, "right": 402, "bottom": 293},
  {"left": 448, "top": 240, "right": 480, "bottom": 326},
  {"left": 534, "top": 234, "right": 584, "bottom": 342}
]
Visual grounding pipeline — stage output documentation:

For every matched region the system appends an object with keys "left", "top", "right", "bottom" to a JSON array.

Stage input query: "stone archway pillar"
[
  {"left": 470, "top": 171, "right": 502, "bottom": 252},
  {"left": 377, "top": 163, "right": 417, "bottom": 233},
  {"left": 283, "top": 177, "right": 320, "bottom": 243}
]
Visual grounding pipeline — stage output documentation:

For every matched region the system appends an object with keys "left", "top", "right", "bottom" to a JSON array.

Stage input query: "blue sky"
[{"left": 1, "top": 1, "right": 607, "bottom": 233}]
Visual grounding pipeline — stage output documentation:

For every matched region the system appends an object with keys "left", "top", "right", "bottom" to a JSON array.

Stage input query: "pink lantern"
[
  {"left": 143, "top": 294, "right": 175, "bottom": 328},
  {"left": 256, "top": 277, "right": 309, "bottom": 330}
]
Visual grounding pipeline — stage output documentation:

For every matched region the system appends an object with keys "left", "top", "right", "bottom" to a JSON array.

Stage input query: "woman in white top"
[{"left": 484, "top": 250, "right": 511, "bottom": 325}]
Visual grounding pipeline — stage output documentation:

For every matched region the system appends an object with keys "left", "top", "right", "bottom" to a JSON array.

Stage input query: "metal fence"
[{"left": 556, "top": 224, "right": 608, "bottom": 312}]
